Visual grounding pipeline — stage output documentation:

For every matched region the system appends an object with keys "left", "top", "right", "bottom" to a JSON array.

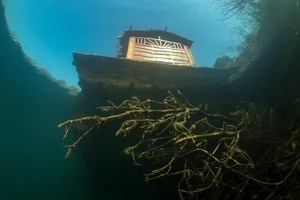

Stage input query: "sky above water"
[{"left": 5, "top": 0, "right": 241, "bottom": 88}]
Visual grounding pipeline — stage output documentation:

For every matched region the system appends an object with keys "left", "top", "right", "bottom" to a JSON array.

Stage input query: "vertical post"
[
  {"left": 158, "top": 36, "right": 162, "bottom": 46},
  {"left": 126, "top": 37, "right": 135, "bottom": 59},
  {"left": 184, "top": 45, "right": 196, "bottom": 67}
]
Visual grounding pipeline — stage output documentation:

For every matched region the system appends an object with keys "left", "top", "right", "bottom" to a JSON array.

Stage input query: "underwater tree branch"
[{"left": 58, "top": 90, "right": 300, "bottom": 199}]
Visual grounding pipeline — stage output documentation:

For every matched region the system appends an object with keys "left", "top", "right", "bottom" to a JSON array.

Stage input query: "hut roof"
[{"left": 119, "top": 29, "right": 194, "bottom": 57}]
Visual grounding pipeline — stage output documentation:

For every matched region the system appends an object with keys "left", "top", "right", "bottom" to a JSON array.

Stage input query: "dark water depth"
[{"left": 0, "top": 2, "right": 87, "bottom": 200}]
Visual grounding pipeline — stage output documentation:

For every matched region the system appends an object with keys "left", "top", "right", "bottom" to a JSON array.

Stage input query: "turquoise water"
[{"left": 0, "top": 3, "right": 87, "bottom": 199}]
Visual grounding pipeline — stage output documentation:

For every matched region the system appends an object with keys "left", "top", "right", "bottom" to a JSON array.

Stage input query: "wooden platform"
[{"left": 72, "top": 52, "right": 237, "bottom": 91}]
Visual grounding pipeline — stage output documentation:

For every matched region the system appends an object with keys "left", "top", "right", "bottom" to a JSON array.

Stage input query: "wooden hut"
[{"left": 116, "top": 29, "right": 196, "bottom": 67}]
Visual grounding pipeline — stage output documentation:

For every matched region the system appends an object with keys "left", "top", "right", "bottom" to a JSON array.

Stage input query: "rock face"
[
  {"left": 73, "top": 52, "right": 238, "bottom": 91},
  {"left": 227, "top": 0, "right": 300, "bottom": 105}
]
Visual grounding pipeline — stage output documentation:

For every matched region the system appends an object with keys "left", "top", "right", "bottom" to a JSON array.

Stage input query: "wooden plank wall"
[{"left": 126, "top": 36, "right": 195, "bottom": 67}]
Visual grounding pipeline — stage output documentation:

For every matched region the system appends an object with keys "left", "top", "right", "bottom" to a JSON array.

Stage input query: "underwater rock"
[{"left": 213, "top": 55, "right": 235, "bottom": 69}]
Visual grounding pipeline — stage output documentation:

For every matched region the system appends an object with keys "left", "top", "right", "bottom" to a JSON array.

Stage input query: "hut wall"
[{"left": 126, "top": 36, "right": 196, "bottom": 67}]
